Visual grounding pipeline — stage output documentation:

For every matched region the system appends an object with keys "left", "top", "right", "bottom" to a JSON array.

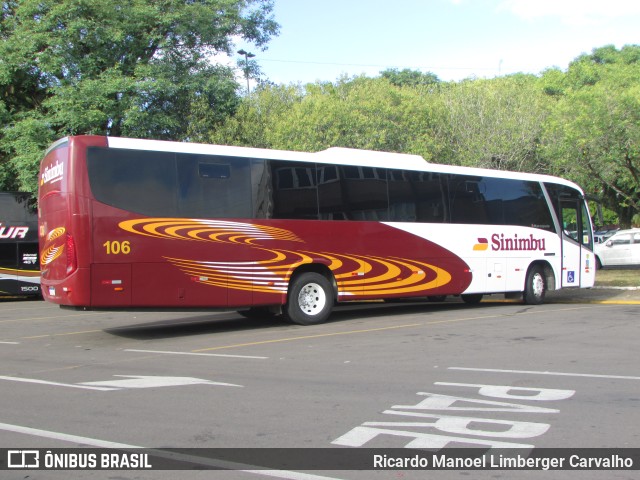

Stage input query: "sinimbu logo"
[
  {"left": 473, "top": 238, "right": 489, "bottom": 251},
  {"left": 474, "top": 234, "right": 547, "bottom": 252},
  {"left": 40, "top": 160, "right": 64, "bottom": 185}
]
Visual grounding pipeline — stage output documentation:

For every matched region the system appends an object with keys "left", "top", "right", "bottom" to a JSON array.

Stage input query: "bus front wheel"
[
  {"left": 285, "top": 272, "right": 333, "bottom": 325},
  {"left": 523, "top": 265, "right": 546, "bottom": 305}
]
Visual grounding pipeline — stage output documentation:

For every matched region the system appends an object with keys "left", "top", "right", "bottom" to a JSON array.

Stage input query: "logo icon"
[
  {"left": 473, "top": 238, "right": 489, "bottom": 251},
  {"left": 8, "top": 450, "right": 40, "bottom": 468},
  {"left": 40, "top": 160, "right": 64, "bottom": 186}
]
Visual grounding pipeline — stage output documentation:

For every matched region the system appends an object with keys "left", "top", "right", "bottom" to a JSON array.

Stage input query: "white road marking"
[
  {"left": 434, "top": 383, "right": 575, "bottom": 401},
  {"left": 0, "top": 375, "right": 118, "bottom": 391},
  {"left": 0, "top": 341, "right": 20, "bottom": 344},
  {"left": 449, "top": 367, "right": 640, "bottom": 381},
  {"left": 0, "top": 422, "right": 343, "bottom": 480},
  {"left": 0, "top": 375, "right": 242, "bottom": 390},
  {"left": 125, "top": 348, "right": 267, "bottom": 359},
  {"left": 79, "top": 375, "right": 242, "bottom": 389}
]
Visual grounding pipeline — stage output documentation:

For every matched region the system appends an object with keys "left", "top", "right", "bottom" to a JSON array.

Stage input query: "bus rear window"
[{"left": 88, "top": 147, "right": 177, "bottom": 216}]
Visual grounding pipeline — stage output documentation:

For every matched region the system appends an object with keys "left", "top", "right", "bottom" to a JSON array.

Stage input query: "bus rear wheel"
[
  {"left": 285, "top": 272, "right": 333, "bottom": 325},
  {"left": 523, "top": 265, "right": 546, "bottom": 305}
]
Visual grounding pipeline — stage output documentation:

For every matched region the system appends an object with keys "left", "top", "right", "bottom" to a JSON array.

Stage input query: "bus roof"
[{"left": 53, "top": 136, "right": 583, "bottom": 193}]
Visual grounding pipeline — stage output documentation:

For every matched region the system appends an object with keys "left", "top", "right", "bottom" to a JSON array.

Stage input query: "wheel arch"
[
  {"left": 595, "top": 254, "right": 603, "bottom": 270},
  {"left": 288, "top": 262, "right": 337, "bottom": 303}
]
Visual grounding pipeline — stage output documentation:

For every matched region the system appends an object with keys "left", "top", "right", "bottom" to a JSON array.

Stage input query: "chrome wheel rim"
[
  {"left": 297, "top": 282, "right": 326, "bottom": 316},
  {"left": 532, "top": 273, "right": 544, "bottom": 297}
]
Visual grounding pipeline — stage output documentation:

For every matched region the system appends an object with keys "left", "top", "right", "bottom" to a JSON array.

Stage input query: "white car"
[{"left": 594, "top": 228, "right": 640, "bottom": 268}]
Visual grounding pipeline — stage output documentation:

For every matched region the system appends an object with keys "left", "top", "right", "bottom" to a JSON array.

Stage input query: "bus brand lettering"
[
  {"left": 0, "top": 223, "right": 29, "bottom": 239},
  {"left": 41, "top": 161, "right": 64, "bottom": 185},
  {"left": 491, "top": 233, "right": 546, "bottom": 252}
]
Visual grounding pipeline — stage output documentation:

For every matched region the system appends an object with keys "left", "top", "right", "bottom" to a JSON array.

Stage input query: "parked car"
[
  {"left": 594, "top": 228, "right": 640, "bottom": 268},
  {"left": 594, "top": 227, "right": 619, "bottom": 244}
]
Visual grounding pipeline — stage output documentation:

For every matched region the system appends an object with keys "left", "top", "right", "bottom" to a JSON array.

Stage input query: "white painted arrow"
[{"left": 79, "top": 375, "right": 243, "bottom": 389}]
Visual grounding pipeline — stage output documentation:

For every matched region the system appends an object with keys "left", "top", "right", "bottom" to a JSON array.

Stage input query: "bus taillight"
[{"left": 66, "top": 233, "right": 78, "bottom": 275}]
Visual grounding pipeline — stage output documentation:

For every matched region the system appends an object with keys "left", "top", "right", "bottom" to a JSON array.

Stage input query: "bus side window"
[
  {"left": 271, "top": 161, "right": 319, "bottom": 220},
  {"left": 177, "top": 154, "right": 252, "bottom": 218},
  {"left": 88, "top": 147, "right": 177, "bottom": 217},
  {"left": 449, "top": 175, "right": 488, "bottom": 224},
  {"left": 387, "top": 170, "right": 448, "bottom": 223}
]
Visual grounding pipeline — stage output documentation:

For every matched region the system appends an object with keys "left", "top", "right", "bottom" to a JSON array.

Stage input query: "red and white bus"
[{"left": 38, "top": 136, "right": 595, "bottom": 324}]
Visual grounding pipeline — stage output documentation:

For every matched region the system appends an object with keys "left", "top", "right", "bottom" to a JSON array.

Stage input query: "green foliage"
[
  {"left": 380, "top": 68, "right": 440, "bottom": 87},
  {"left": 440, "top": 74, "right": 548, "bottom": 172},
  {"left": 2, "top": 113, "right": 53, "bottom": 192},
  {"left": 208, "top": 83, "right": 304, "bottom": 147},
  {"left": 213, "top": 76, "right": 447, "bottom": 162},
  {"left": 0, "top": 0, "right": 279, "bottom": 193},
  {"left": 542, "top": 45, "right": 640, "bottom": 227}
]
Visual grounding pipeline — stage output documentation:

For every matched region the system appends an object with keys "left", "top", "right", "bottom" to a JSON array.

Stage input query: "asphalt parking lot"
[
  {"left": 1, "top": 288, "right": 639, "bottom": 479},
  {"left": 546, "top": 284, "right": 640, "bottom": 304}
]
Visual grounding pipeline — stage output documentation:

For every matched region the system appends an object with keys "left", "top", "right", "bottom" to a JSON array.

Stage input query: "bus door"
[{"left": 559, "top": 200, "right": 581, "bottom": 288}]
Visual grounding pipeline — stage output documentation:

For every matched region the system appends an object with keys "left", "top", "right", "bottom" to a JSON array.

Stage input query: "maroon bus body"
[{"left": 38, "top": 136, "right": 472, "bottom": 309}]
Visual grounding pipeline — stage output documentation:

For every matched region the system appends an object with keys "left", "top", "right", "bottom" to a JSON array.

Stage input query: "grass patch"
[{"left": 595, "top": 268, "right": 640, "bottom": 287}]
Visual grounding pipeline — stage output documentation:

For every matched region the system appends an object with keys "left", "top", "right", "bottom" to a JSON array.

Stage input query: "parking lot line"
[
  {"left": 193, "top": 305, "right": 594, "bottom": 353},
  {"left": 22, "top": 329, "right": 103, "bottom": 339},
  {"left": 449, "top": 367, "right": 640, "bottom": 381},
  {"left": 0, "top": 311, "right": 115, "bottom": 324},
  {"left": 125, "top": 349, "right": 268, "bottom": 359},
  {"left": 192, "top": 323, "right": 423, "bottom": 352}
]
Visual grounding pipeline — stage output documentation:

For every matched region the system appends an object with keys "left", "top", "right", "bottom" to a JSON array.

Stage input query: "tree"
[
  {"left": 542, "top": 45, "right": 640, "bottom": 227},
  {"left": 208, "top": 82, "right": 304, "bottom": 148},
  {"left": 380, "top": 68, "right": 440, "bottom": 88},
  {"left": 214, "top": 75, "right": 446, "bottom": 162},
  {"left": 440, "top": 74, "right": 549, "bottom": 172},
  {"left": 0, "top": 0, "right": 279, "bottom": 193}
]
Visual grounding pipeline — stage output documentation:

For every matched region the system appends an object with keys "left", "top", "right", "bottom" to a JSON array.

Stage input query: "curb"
[{"left": 592, "top": 286, "right": 640, "bottom": 291}]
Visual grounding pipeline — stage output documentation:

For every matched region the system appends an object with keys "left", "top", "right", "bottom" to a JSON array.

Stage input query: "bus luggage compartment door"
[{"left": 91, "top": 263, "right": 132, "bottom": 307}]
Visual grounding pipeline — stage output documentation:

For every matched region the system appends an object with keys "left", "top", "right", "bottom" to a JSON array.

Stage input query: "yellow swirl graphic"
[
  {"left": 41, "top": 243, "right": 64, "bottom": 266},
  {"left": 119, "top": 219, "right": 302, "bottom": 244},
  {"left": 46, "top": 227, "right": 66, "bottom": 242},
  {"left": 120, "top": 218, "right": 453, "bottom": 298}
]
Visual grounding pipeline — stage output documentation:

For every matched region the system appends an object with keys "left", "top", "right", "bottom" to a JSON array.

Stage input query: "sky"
[{"left": 233, "top": 0, "right": 640, "bottom": 85}]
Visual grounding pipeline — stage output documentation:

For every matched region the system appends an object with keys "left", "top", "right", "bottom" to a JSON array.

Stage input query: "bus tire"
[
  {"left": 285, "top": 272, "right": 333, "bottom": 325},
  {"left": 461, "top": 294, "right": 483, "bottom": 304},
  {"left": 523, "top": 265, "right": 546, "bottom": 305}
]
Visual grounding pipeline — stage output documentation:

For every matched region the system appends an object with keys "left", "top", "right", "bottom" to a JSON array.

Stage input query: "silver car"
[{"left": 594, "top": 228, "right": 640, "bottom": 268}]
